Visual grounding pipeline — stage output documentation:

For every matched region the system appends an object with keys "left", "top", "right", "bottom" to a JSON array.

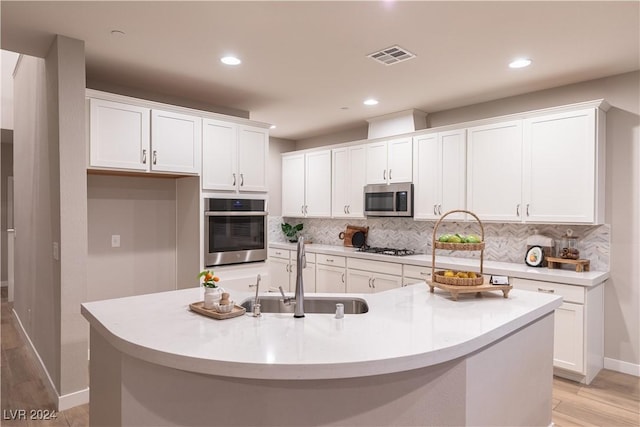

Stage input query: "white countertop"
[
  {"left": 270, "top": 242, "right": 609, "bottom": 287},
  {"left": 81, "top": 284, "right": 561, "bottom": 380}
]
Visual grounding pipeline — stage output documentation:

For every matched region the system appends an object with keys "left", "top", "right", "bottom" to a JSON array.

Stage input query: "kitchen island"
[{"left": 82, "top": 284, "right": 561, "bottom": 426}]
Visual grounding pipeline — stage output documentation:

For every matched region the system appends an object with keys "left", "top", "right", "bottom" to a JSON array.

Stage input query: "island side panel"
[
  {"left": 464, "top": 313, "right": 555, "bottom": 426},
  {"left": 89, "top": 329, "right": 123, "bottom": 427},
  {"left": 119, "top": 355, "right": 468, "bottom": 426}
]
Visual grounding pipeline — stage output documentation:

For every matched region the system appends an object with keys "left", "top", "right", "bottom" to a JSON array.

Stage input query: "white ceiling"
[{"left": 1, "top": 1, "right": 639, "bottom": 140}]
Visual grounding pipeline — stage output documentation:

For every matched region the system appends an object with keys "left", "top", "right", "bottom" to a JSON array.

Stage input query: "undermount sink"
[{"left": 240, "top": 295, "right": 369, "bottom": 315}]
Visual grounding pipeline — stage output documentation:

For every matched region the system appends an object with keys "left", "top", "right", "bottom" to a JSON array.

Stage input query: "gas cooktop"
[{"left": 357, "top": 246, "right": 416, "bottom": 257}]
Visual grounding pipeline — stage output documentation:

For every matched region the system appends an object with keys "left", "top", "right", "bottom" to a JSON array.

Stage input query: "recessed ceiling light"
[
  {"left": 364, "top": 99, "right": 379, "bottom": 106},
  {"left": 270, "top": 125, "right": 277, "bottom": 129},
  {"left": 509, "top": 58, "right": 532, "bottom": 69},
  {"left": 220, "top": 56, "right": 241, "bottom": 65}
]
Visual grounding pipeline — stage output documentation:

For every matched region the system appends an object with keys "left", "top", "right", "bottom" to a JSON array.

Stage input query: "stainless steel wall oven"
[{"left": 204, "top": 198, "right": 267, "bottom": 266}]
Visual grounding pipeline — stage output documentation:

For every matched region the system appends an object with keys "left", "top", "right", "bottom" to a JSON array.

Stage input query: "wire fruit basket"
[{"left": 432, "top": 209, "right": 484, "bottom": 287}]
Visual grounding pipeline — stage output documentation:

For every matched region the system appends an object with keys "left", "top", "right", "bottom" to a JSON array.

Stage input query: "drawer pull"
[
  {"left": 419, "top": 272, "right": 428, "bottom": 276},
  {"left": 326, "top": 259, "right": 334, "bottom": 263},
  {"left": 537, "top": 288, "right": 555, "bottom": 294}
]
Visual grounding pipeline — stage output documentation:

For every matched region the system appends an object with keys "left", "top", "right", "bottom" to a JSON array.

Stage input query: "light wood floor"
[{"left": 1, "top": 288, "right": 638, "bottom": 426}]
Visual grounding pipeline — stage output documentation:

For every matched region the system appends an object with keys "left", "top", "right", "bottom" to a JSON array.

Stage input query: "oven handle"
[{"left": 205, "top": 211, "right": 268, "bottom": 217}]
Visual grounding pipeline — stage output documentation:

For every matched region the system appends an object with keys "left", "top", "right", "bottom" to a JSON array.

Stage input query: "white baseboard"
[
  {"left": 12, "top": 309, "right": 90, "bottom": 410},
  {"left": 58, "top": 387, "right": 89, "bottom": 411},
  {"left": 604, "top": 357, "right": 640, "bottom": 377}
]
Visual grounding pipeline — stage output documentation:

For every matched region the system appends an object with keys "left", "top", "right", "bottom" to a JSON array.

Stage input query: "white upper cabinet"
[
  {"left": 151, "top": 109, "right": 201, "bottom": 174},
  {"left": 202, "top": 119, "right": 237, "bottom": 190},
  {"left": 282, "top": 150, "right": 332, "bottom": 218},
  {"left": 305, "top": 150, "right": 332, "bottom": 217},
  {"left": 89, "top": 98, "right": 150, "bottom": 171},
  {"left": 366, "top": 137, "right": 412, "bottom": 184},
  {"left": 202, "top": 119, "right": 268, "bottom": 192},
  {"left": 467, "top": 120, "right": 523, "bottom": 222},
  {"left": 332, "top": 145, "right": 366, "bottom": 218},
  {"left": 282, "top": 153, "right": 306, "bottom": 217},
  {"left": 89, "top": 99, "right": 201, "bottom": 175},
  {"left": 523, "top": 109, "right": 599, "bottom": 223},
  {"left": 237, "top": 125, "right": 269, "bottom": 192},
  {"left": 467, "top": 104, "right": 605, "bottom": 224},
  {"left": 413, "top": 129, "right": 466, "bottom": 220}
]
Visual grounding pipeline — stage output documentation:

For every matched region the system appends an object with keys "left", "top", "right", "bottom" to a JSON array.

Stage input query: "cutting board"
[{"left": 339, "top": 225, "right": 369, "bottom": 247}]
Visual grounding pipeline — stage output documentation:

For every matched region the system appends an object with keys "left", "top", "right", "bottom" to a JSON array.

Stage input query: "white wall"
[
  {"left": 1, "top": 50, "right": 19, "bottom": 130},
  {"left": 13, "top": 35, "right": 89, "bottom": 404},
  {"left": 87, "top": 175, "right": 177, "bottom": 301}
]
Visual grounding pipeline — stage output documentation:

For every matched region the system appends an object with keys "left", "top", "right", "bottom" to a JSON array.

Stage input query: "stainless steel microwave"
[{"left": 363, "top": 182, "right": 413, "bottom": 217}]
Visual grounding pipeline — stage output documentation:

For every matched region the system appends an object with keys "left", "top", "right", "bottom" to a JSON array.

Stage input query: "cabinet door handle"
[
  {"left": 537, "top": 288, "right": 555, "bottom": 294},
  {"left": 232, "top": 173, "right": 236, "bottom": 186},
  {"left": 383, "top": 170, "right": 386, "bottom": 180},
  {"left": 152, "top": 150, "right": 157, "bottom": 165},
  {"left": 438, "top": 204, "right": 442, "bottom": 215},
  {"left": 301, "top": 205, "right": 305, "bottom": 214},
  {"left": 389, "top": 169, "right": 392, "bottom": 180},
  {"left": 341, "top": 273, "right": 345, "bottom": 283},
  {"left": 304, "top": 205, "right": 308, "bottom": 215},
  {"left": 526, "top": 203, "right": 530, "bottom": 217},
  {"left": 347, "top": 205, "right": 350, "bottom": 214},
  {"left": 433, "top": 204, "right": 437, "bottom": 215},
  {"left": 344, "top": 205, "right": 348, "bottom": 214},
  {"left": 516, "top": 204, "right": 521, "bottom": 217},
  {"left": 240, "top": 173, "right": 244, "bottom": 186},
  {"left": 142, "top": 149, "right": 147, "bottom": 164},
  {"left": 371, "top": 278, "right": 376, "bottom": 289},
  {"left": 368, "top": 278, "right": 372, "bottom": 288}
]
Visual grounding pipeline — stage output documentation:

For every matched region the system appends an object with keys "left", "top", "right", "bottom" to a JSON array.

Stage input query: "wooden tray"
[
  {"left": 189, "top": 301, "right": 246, "bottom": 320},
  {"left": 546, "top": 257, "right": 590, "bottom": 272},
  {"left": 428, "top": 281, "right": 512, "bottom": 301}
]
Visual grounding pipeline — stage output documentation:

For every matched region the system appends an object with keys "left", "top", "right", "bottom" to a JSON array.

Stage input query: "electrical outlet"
[
  {"left": 53, "top": 242, "right": 59, "bottom": 260},
  {"left": 111, "top": 235, "right": 121, "bottom": 248}
]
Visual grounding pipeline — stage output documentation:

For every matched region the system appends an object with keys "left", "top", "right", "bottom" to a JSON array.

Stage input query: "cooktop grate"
[{"left": 357, "top": 246, "right": 416, "bottom": 257}]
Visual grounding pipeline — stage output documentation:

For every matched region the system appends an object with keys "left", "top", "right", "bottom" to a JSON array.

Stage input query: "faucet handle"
[
  {"left": 278, "top": 286, "right": 294, "bottom": 305},
  {"left": 278, "top": 286, "right": 287, "bottom": 299}
]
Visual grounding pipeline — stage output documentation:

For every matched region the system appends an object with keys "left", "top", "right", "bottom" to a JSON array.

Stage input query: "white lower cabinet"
[
  {"left": 268, "top": 249, "right": 315, "bottom": 292},
  {"left": 402, "top": 264, "right": 431, "bottom": 286},
  {"left": 346, "top": 258, "right": 402, "bottom": 293},
  {"left": 511, "top": 278, "right": 603, "bottom": 384},
  {"left": 315, "top": 254, "right": 346, "bottom": 293}
]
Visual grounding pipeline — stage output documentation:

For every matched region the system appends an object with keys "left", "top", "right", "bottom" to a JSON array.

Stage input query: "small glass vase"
[{"left": 203, "top": 286, "right": 224, "bottom": 309}]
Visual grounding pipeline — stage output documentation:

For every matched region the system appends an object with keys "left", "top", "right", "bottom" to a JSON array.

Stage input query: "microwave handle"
[{"left": 205, "top": 211, "right": 268, "bottom": 217}]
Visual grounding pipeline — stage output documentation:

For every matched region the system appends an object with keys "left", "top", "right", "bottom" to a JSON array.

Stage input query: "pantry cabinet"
[
  {"left": 413, "top": 129, "right": 467, "bottom": 220},
  {"left": 202, "top": 119, "right": 268, "bottom": 192},
  {"left": 366, "top": 137, "right": 412, "bottom": 184},
  {"left": 332, "top": 145, "right": 367, "bottom": 218},
  {"left": 511, "top": 277, "right": 603, "bottom": 384},
  {"left": 281, "top": 150, "right": 331, "bottom": 217}
]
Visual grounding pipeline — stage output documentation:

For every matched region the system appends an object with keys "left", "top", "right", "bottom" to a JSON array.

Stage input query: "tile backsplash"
[{"left": 269, "top": 216, "right": 610, "bottom": 271}]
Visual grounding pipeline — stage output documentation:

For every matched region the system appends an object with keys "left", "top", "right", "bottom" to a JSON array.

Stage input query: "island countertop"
[{"left": 81, "top": 284, "right": 561, "bottom": 380}]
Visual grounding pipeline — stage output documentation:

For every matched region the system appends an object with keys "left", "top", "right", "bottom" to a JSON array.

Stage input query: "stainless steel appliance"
[
  {"left": 363, "top": 182, "right": 413, "bottom": 217},
  {"left": 204, "top": 198, "right": 267, "bottom": 266}
]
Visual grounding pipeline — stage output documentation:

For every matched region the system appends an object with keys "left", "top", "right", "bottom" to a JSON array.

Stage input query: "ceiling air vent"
[{"left": 367, "top": 45, "right": 416, "bottom": 66}]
